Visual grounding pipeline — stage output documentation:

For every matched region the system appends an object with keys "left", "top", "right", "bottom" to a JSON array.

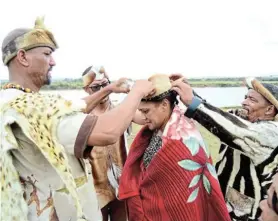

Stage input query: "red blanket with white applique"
[{"left": 119, "top": 106, "right": 230, "bottom": 221}]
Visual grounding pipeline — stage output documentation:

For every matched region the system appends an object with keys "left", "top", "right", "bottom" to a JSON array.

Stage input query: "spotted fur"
[{"left": 1, "top": 93, "right": 87, "bottom": 221}]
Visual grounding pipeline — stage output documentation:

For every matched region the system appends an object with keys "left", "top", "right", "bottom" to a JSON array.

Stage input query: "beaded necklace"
[{"left": 2, "top": 83, "right": 34, "bottom": 93}]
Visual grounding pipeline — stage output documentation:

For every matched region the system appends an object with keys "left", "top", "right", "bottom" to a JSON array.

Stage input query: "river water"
[{"left": 41, "top": 87, "right": 248, "bottom": 108}]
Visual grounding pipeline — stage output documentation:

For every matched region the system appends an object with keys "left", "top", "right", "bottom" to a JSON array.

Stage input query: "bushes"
[
  {"left": 42, "top": 79, "right": 83, "bottom": 90},
  {"left": 2, "top": 77, "right": 277, "bottom": 90}
]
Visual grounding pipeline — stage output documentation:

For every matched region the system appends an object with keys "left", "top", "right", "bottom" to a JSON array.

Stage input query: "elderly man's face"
[
  {"left": 24, "top": 47, "right": 56, "bottom": 86},
  {"left": 138, "top": 99, "right": 171, "bottom": 131},
  {"left": 241, "top": 89, "right": 272, "bottom": 122}
]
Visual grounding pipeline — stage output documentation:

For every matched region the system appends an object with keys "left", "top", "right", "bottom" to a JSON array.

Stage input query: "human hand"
[
  {"left": 171, "top": 74, "right": 194, "bottom": 106},
  {"left": 132, "top": 79, "right": 156, "bottom": 98},
  {"left": 169, "top": 73, "right": 184, "bottom": 82},
  {"left": 107, "top": 78, "right": 131, "bottom": 94}
]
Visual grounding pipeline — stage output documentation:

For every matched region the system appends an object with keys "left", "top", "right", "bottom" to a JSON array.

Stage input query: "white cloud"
[{"left": 1, "top": 0, "right": 278, "bottom": 81}]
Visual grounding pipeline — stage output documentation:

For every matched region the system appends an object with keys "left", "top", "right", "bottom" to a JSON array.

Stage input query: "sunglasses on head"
[{"left": 88, "top": 80, "right": 111, "bottom": 92}]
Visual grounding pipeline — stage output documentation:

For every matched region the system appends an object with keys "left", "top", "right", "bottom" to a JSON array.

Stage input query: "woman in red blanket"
[{"left": 118, "top": 74, "right": 230, "bottom": 221}]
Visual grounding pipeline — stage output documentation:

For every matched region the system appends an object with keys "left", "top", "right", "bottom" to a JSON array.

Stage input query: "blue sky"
[{"left": 1, "top": 0, "right": 278, "bottom": 81}]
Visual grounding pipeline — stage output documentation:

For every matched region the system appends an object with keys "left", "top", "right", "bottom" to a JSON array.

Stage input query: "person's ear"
[
  {"left": 16, "top": 49, "right": 29, "bottom": 67},
  {"left": 161, "top": 99, "right": 170, "bottom": 110},
  {"left": 265, "top": 105, "right": 275, "bottom": 116}
]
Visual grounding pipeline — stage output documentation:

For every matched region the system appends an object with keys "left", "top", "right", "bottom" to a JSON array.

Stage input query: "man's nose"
[
  {"left": 241, "top": 99, "right": 248, "bottom": 107},
  {"left": 50, "top": 56, "right": 56, "bottom": 66}
]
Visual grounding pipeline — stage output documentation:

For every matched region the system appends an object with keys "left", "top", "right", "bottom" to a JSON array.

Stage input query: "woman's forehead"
[{"left": 139, "top": 101, "right": 155, "bottom": 110}]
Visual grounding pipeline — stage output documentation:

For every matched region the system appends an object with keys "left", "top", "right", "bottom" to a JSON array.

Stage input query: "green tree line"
[{"left": 1, "top": 77, "right": 278, "bottom": 90}]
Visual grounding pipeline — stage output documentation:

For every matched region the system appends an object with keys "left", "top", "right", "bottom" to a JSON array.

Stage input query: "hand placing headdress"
[{"left": 142, "top": 74, "right": 176, "bottom": 101}]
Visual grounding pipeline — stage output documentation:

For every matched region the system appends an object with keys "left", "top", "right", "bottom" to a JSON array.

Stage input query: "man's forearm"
[
  {"left": 82, "top": 87, "right": 112, "bottom": 114},
  {"left": 188, "top": 99, "right": 278, "bottom": 164},
  {"left": 92, "top": 89, "right": 144, "bottom": 141},
  {"left": 132, "top": 110, "right": 146, "bottom": 125},
  {"left": 191, "top": 101, "right": 249, "bottom": 145}
]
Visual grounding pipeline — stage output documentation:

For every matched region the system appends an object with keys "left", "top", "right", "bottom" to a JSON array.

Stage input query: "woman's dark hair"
[{"left": 147, "top": 90, "right": 178, "bottom": 110}]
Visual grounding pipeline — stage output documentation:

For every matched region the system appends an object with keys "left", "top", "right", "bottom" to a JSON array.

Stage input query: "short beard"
[{"left": 44, "top": 74, "right": 52, "bottom": 85}]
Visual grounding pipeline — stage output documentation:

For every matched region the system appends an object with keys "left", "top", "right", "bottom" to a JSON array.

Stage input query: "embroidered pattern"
[
  {"left": 143, "top": 134, "right": 162, "bottom": 168},
  {"left": 161, "top": 106, "right": 218, "bottom": 204},
  {"left": 178, "top": 137, "right": 218, "bottom": 203}
]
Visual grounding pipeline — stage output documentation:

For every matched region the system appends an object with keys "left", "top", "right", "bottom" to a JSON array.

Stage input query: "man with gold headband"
[
  {"left": 81, "top": 65, "right": 146, "bottom": 221},
  {"left": 171, "top": 74, "right": 278, "bottom": 220},
  {"left": 0, "top": 17, "right": 155, "bottom": 221}
]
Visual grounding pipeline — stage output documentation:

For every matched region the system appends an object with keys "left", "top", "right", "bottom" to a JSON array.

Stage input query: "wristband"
[{"left": 184, "top": 97, "right": 202, "bottom": 118}]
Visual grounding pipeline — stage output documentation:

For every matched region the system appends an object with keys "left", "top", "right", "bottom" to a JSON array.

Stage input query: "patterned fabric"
[
  {"left": 1, "top": 92, "right": 92, "bottom": 221},
  {"left": 2, "top": 17, "right": 57, "bottom": 65},
  {"left": 88, "top": 103, "right": 128, "bottom": 220},
  {"left": 142, "top": 133, "right": 162, "bottom": 168},
  {"left": 118, "top": 106, "right": 230, "bottom": 221},
  {"left": 192, "top": 102, "right": 278, "bottom": 220}
]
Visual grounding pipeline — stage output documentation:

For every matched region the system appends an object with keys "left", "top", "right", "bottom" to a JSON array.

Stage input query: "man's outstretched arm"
[
  {"left": 87, "top": 82, "right": 152, "bottom": 146},
  {"left": 171, "top": 74, "right": 278, "bottom": 164},
  {"left": 82, "top": 78, "right": 130, "bottom": 114},
  {"left": 58, "top": 80, "right": 155, "bottom": 159}
]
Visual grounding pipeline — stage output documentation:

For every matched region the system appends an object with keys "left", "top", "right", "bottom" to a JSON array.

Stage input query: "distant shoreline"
[
  {"left": 41, "top": 81, "right": 278, "bottom": 90},
  {"left": 2, "top": 78, "right": 278, "bottom": 90}
]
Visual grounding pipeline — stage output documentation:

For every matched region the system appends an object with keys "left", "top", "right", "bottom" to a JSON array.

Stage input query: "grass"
[{"left": 127, "top": 123, "right": 221, "bottom": 164}]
